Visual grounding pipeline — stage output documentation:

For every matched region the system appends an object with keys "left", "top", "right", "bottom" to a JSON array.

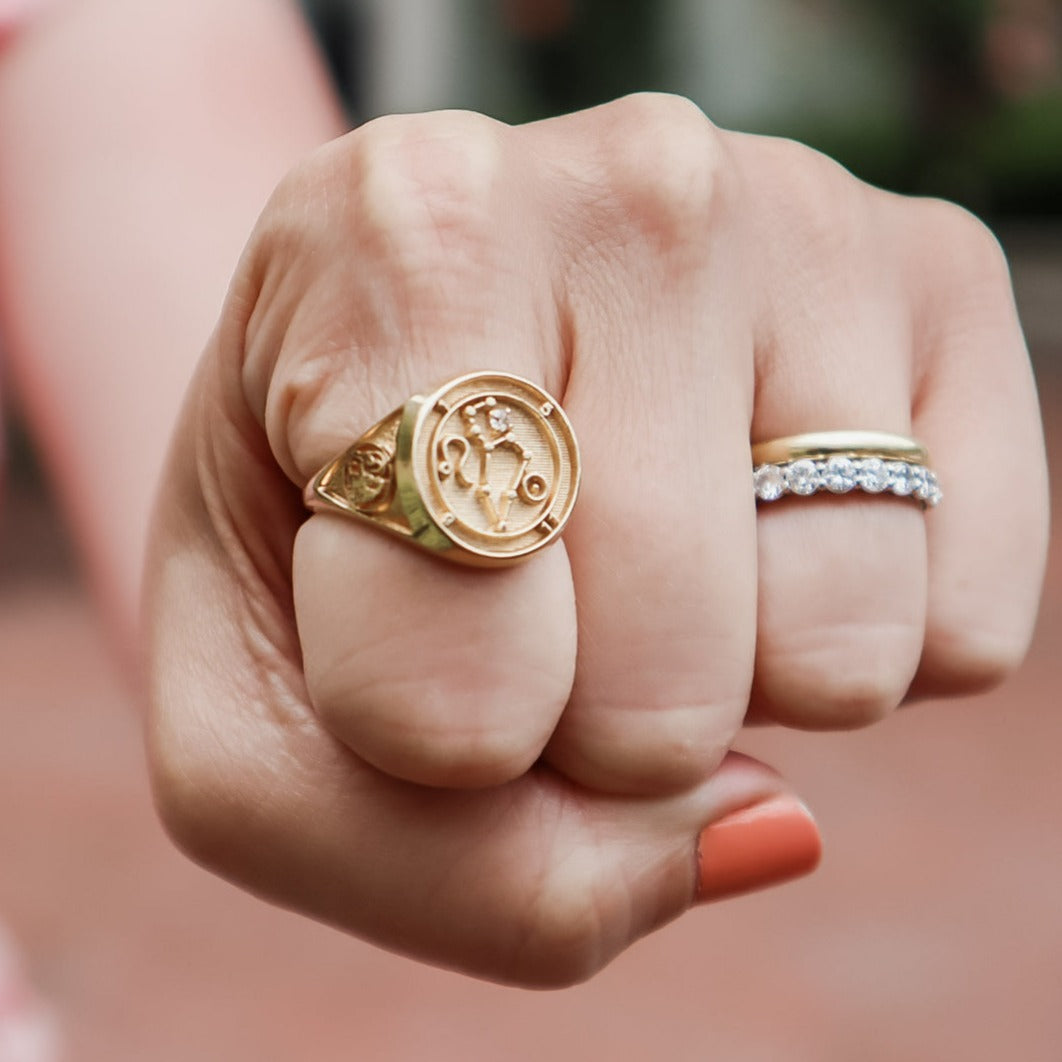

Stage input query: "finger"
[
  {"left": 242, "top": 111, "right": 579, "bottom": 788},
  {"left": 741, "top": 138, "right": 928, "bottom": 729},
  {"left": 294, "top": 523, "right": 576, "bottom": 788},
  {"left": 900, "top": 199, "right": 1048, "bottom": 697},
  {"left": 147, "top": 586, "right": 820, "bottom": 988},
  {"left": 525, "top": 96, "right": 758, "bottom": 796}
]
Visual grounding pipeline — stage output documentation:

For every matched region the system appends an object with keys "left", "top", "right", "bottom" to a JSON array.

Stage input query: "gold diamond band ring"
[
  {"left": 303, "top": 372, "right": 580, "bottom": 566},
  {"left": 752, "top": 431, "right": 942, "bottom": 507}
]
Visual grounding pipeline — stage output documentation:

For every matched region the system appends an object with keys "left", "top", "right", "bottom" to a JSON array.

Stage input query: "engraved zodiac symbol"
[
  {"left": 436, "top": 397, "right": 549, "bottom": 532},
  {"left": 342, "top": 443, "right": 394, "bottom": 511}
]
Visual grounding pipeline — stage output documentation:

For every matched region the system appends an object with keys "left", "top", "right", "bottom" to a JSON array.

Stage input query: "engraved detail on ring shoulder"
[
  {"left": 306, "top": 409, "right": 401, "bottom": 520},
  {"left": 339, "top": 443, "right": 395, "bottom": 512}
]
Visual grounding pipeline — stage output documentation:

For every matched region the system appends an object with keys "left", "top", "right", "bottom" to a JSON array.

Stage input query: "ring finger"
[{"left": 738, "top": 137, "right": 929, "bottom": 728}]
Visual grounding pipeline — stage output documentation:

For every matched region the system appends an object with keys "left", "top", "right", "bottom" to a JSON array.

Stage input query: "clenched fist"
[{"left": 145, "top": 95, "right": 1047, "bottom": 986}]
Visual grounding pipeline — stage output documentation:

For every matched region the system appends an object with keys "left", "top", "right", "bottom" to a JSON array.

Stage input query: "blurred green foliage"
[
  {"left": 302, "top": 0, "right": 1060, "bottom": 217},
  {"left": 488, "top": 0, "right": 1061, "bottom": 216}
]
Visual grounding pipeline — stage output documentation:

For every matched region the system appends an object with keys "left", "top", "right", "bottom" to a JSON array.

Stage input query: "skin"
[{"left": 142, "top": 97, "right": 1047, "bottom": 985}]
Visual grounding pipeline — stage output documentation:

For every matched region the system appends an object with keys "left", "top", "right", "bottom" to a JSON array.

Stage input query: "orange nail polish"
[{"left": 696, "top": 794, "right": 821, "bottom": 903}]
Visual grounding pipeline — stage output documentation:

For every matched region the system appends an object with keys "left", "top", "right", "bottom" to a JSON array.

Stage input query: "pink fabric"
[
  {"left": 0, "top": 929, "right": 60, "bottom": 1062},
  {"left": 0, "top": 0, "right": 51, "bottom": 24},
  {"left": 0, "top": 0, "right": 52, "bottom": 45}
]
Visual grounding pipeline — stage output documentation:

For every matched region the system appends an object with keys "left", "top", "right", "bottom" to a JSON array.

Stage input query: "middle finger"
[{"left": 536, "top": 97, "right": 759, "bottom": 795}]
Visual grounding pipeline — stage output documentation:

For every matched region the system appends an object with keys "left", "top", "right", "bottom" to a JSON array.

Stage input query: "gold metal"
[
  {"left": 751, "top": 429, "right": 941, "bottom": 507},
  {"left": 751, "top": 430, "right": 929, "bottom": 467},
  {"left": 304, "top": 371, "right": 580, "bottom": 566}
]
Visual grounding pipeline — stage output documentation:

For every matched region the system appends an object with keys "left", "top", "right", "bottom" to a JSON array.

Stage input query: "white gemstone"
[
  {"left": 754, "top": 464, "right": 787, "bottom": 501},
  {"left": 785, "top": 459, "right": 821, "bottom": 496},
  {"left": 855, "top": 457, "right": 889, "bottom": 493},
  {"left": 489, "top": 407, "right": 511, "bottom": 433},
  {"left": 914, "top": 467, "right": 937, "bottom": 503},
  {"left": 886, "top": 461, "right": 914, "bottom": 496},
  {"left": 823, "top": 455, "right": 856, "bottom": 493}
]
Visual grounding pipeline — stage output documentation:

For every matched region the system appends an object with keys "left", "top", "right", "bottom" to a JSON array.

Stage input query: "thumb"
[{"left": 693, "top": 772, "right": 821, "bottom": 905}]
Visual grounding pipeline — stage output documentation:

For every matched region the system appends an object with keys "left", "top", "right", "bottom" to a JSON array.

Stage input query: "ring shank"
[{"left": 751, "top": 430, "right": 929, "bottom": 467}]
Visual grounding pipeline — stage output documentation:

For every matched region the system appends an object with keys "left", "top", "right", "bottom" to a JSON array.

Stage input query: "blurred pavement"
[{"left": 0, "top": 231, "right": 1060, "bottom": 1061}]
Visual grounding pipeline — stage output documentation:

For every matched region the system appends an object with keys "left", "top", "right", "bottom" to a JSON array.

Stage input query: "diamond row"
[{"left": 753, "top": 457, "right": 942, "bottom": 506}]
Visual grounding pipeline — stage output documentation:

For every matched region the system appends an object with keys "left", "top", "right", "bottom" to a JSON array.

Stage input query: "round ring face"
[{"left": 410, "top": 373, "right": 579, "bottom": 562}]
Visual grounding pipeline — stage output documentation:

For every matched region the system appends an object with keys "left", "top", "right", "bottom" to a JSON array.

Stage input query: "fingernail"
[{"left": 695, "top": 794, "right": 821, "bottom": 903}]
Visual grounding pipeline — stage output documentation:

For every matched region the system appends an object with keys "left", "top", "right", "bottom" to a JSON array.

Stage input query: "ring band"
[
  {"left": 303, "top": 371, "right": 580, "bottom": 566},
  {"left": 752, "top": 430, "right": 942, "bottom": 507}
]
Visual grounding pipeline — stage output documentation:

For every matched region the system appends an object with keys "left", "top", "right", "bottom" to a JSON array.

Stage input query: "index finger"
[{"left": 245, "top": 111, "right": 578, "bottom": 788}]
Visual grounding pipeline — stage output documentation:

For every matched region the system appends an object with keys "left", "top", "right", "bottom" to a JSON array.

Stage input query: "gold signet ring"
[{"left": 303, "top": 372, "right": 581, "bottom": 566}]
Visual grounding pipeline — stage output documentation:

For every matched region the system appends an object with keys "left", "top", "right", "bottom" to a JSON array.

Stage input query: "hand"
[{"left": 144, "top": 94, "right": 1047, "bottom": 985}]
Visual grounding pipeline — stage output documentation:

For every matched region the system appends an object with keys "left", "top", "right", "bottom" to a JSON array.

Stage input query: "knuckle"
[
  {"left": 758, "top": 623, "right": 921, "bottom": 730},
  {"left": 256, "top": 134, "right": 365, "bottom": 260},
  {"left": 919, "top": 197, "right": 1006, "bottom": 261},
  {"left": 915, "top": 197, "right": 1012, "bottom": 289},
  {"left": 260, "top": 111, "right": 511, "bottom": 308},
  {"left": 312, "top": 669, "right": 559, "bottom": 790},
  {"left": 809, "top": 673, "right": 905, "bottom": 729},
  {"left": 901, "top": 198, "right": 1020, "bottom": 373},
  {"left": 269, "top": 344, "right": 369, "bottom": 483},
  {"left": 348, "top": 110, "right": 509, "bottom": 266},
  {"left": 548, "top": 700, "right": 740, "bottom": 796},
  {"left": 922, "top": 625, "right": 1032, "bottom": 696},
  {"left": 248, "top": 112, "right": 515, "bottom": 481},
  {"left": 594, "top": 92, "right": 732, "bottom": 244},
  {"left": 750, "top": 136, "right": 870, "bottom": 264},
  {"left": 605, "top": 89, "right": 717, "bottom": 144}
]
